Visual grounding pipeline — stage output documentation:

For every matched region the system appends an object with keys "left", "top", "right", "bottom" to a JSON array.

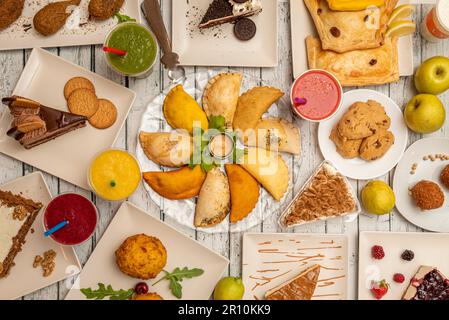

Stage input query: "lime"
[
  {"left": 361, "top": 181, "right": 395, "bottom": 215},
  {"left": 213, "top": 277, "right": 245, "bottom": 300}
]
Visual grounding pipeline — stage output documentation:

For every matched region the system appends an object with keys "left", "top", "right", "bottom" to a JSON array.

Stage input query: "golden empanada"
[
  {"left": 304, "top": 0, "right": 397, "bottom": 53},
  {"left": 306, "top": 36, "right": 399, "bottom": 87},
  {"left": 202, "top": 73, "right": 243, "bottom": 128}
]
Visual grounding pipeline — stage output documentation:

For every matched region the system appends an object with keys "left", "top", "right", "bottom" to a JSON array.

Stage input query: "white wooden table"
[{"left": 1, "top": 1, "right": 448, "bottom": 300}]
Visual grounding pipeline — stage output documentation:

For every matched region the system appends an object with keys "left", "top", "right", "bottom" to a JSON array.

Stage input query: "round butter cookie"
[{"left": 89, "top": 99, "right": 118, "bottom": 129}]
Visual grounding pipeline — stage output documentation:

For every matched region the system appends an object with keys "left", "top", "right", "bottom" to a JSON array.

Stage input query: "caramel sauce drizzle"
[
  {"left": 256, "top": 269, "right": 280, "bottom": 273},
  {"left": 317, "top": 275, "right": 346, "bottom": 282},
  {"left": 249, "top": 270, "right": 292, "bottom": 291},
  {"left": 320, "top": 240, "right": 335, "bottom": 244},
  {"left": 318, "top": 281, "right": 335, "bottom": 288},
  {"left": 258, "top": 241, "right": 272, "bottom": 245},
  {"left": 313, "top": 293, "right": 340, "bottom": 298}
]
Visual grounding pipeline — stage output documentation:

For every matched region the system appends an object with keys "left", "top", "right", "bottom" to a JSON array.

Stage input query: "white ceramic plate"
[
  {"left": 0, "top": 0, "right": 141, "bottom": 51},
  {"left": 0, "top": 48, "right": 136, "bottom": 190},
  {"left": 65, "top": 202, "right": 229, "bottom": 300},
  {"left": 242, "top": 233, "right": 348, "bottom": 300},
  {"left": 393, "top": 138, "right": 449, "bottom": 232},
  {"left": 172, "top": 0, "right": 278, "bottom": 67},
  {"left": 0, "top": 172, "right": 81, "bottom": 300},
  {"left": 318, "top": 89, "right": 408, "bottom": 180},
  {"left": 358, "top": 231, "right": 449, "bottom": 300},
  {"left": 290, "top": 0, "right": 414, "bottom": 79}
]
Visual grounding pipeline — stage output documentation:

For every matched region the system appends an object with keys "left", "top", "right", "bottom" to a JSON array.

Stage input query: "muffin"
[
  {"left": 115, "top": 234, "right": 167, "bottom": 279},
  {"left": 410, "top": 180, "right": 444, "bottom": 210}
]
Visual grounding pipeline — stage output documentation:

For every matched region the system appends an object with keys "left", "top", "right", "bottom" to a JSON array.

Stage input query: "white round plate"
[
  {"left": 393, "top": 137, "right": 449, "bottom": 233},
  {"left": 318, "top": 89, "right": 408, "bottom": 180}
]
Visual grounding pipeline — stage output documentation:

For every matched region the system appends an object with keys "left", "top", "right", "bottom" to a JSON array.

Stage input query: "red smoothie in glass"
[
  {"left": 291, "top": 70, "right": 342, "bottom": 121},
  {"left": 44, "top": 193, "right": 97, "bottom": 246}
]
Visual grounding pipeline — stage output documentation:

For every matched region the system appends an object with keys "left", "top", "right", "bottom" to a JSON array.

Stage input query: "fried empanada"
[
  {"left": 304, "top": 0, "right": 397, "bottom": 53},
  {"left": 225, "top": 164, "right": 260, "bottom": 223},
  {"left": 202, "top": 73, "right": 243, "bottom": 128},
  {"left": 306, "top": 36, "right": 399, "bottom": 87},
  {"left": 139, "top": 131, "right": 193, "bottom": 167},
  {"left": 240, "top": 148, "right": 288, "bottom": 201},
  {"left": 195, "top": 168, "right": 230, "bottom": 228},
  {"left": 233, "top": 87, "right": 284, "bottom": 134},
  {"left": 143, "top": 166, "right": 206, "bottom": 200}
]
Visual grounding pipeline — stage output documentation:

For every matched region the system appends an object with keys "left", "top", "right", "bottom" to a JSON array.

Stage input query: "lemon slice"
[
  {"left": 388, "top": 4, "right": 416, "bottom": 25},
  {"left": 386, "top": 20, "right": 416, "bottom": 38}
]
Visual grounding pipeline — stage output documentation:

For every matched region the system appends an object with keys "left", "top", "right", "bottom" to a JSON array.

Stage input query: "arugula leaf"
[
  {"left": 80, "top": 283, "right": 134, "bottom": 300},
  {"left": 114, "top": 12, "right": 136, "bottom": 23},
  {"left": 209, "top": 116, "right": 226, "bottom": 132},
  {"left": 153, "top": 267, "right": 204, "bottom": 299}
]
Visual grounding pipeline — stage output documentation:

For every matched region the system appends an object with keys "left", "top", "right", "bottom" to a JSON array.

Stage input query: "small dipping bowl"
[
  {"left": 290, "top": 69, "right": 343, "bottom": 122},
  {"left": 208, "top": 133, "right": 235, "bottom": 160},
  {"left": 88, "top": 149, "right": 142, "bottom": 201},
  {"left": 43, "top": 193, "right": 98, "bottom": 246},
  {"left": 103, "top": 22, "right": 159, "bottom": 78}
]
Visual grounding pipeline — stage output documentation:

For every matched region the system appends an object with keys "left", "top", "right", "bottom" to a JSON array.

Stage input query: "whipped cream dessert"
[
  {"left": 229, "top": 0, "right": 262, "bottom": 16},
  {"left": 199, "top": 0, "right": 263, "bottom": 29}
]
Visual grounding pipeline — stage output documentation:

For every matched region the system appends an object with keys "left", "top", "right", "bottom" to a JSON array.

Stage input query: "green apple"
[
  {"left": 404, "top": 94, "right": 445, "bottom": 134},
  {"left": 213, "top": 277, "right": 245, "bottom": 300},
  {"left": 415, "top": 56, "right": 449, "bottom": 95}
]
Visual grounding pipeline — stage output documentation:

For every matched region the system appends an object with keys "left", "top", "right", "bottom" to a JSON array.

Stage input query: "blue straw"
[{"left": 44, "top": 220, "right": 69, "bottom": 237}]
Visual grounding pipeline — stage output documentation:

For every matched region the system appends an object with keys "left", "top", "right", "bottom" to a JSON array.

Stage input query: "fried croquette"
[
  {"left": 132, "top": 293, "right": 164, "bottom": 300},
  {"left": 33, "top": 0, "right": 81, "bottom": 36},
  {"left": 88, "top": 0, "right": 124, "bottom": 20},
  {"left": 115, "top": 234, "right": 167, "bottom": 280},
  {"left": 441, "top": 165, "right": 449, "bottom": 189},
  {"left": 0, "top": 0, "right": 25, "bottom": 30},
  {"left": 410, "top": 180, "right": 444, "bottom": 210}
]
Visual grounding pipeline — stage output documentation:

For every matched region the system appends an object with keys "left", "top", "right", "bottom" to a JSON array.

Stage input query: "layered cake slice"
[
  {"left": 2, "top": 96, "right": 87, "bottom": 149},
  {"left": 402, "top": 266, "right": 449, "bottom": 300},
  {"left": 0, "top": 190, "right": 42, "bottom": 278},
  {"left": 199, "top": 0, "right": 262, "bottom": 29},
  {"left": 265, "top": 265, "right": 321, "bottom": 300}
]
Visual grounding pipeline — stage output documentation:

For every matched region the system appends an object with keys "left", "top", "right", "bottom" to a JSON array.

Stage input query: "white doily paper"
[{"left": 136, "top": 70, "right": 302, "bottom": 233}]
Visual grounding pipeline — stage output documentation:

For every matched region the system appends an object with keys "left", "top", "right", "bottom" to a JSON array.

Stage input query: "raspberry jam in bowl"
[
  {"left": 290, "top": 69, "right": 343, "bottom": 122},
  {"left": 43, "top": 193, "right": 98, "bottom": 246}
]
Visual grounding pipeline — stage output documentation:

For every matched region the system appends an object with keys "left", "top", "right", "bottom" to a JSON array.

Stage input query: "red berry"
[
  {"left": 371, "top": 245, "right": 385, "bottom": 260},
  {"left": 370, "top": 279, "right": 389, "bottom": 300},
  {"left": 393, "top": 273, "right": 405, "bottom": 283},
  {"left": 134, "top": 282, "right": 149, "bottom": 295}
]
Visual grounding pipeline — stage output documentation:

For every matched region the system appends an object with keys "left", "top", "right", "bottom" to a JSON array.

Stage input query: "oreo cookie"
[
  {"left": 233, "top": 0, "right": 249, "bottom": 3},
  {"left": 234, "top": 18, "right": 257, "bottom": 41}
]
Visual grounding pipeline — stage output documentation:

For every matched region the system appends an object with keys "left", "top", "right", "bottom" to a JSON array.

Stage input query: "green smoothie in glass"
[{"left": 104, "top": 22, "right": 159, "bottom": 77}]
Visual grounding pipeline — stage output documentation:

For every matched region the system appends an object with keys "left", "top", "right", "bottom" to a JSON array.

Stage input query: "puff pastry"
[
  {"left": 306, "top": 36, "right": 399, "bottom": 87},
  {"left": 304, "top": 0, "right": 397, "bottom": 53}
]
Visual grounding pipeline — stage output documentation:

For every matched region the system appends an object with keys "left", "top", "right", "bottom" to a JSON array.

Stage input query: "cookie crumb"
[{"left": 33, "top": 250, "right": 57, "bottom": 277}]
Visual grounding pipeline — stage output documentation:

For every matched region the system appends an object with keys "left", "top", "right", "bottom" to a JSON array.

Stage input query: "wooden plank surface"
[{"left": 0, "top": 1, "right": 447, "bottom": 300}]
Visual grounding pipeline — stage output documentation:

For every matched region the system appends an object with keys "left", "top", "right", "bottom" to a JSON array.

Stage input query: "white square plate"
[
  {"left": 358, "top": 231, "right": 449, "bottom": 300},
  {"left": 0, "top": 48, "right": 136, "bottom": 190},
  {"left": 172, "top": 0, "right": 278, "bottom": 67},
  {"left": 290, "top": 0, "right": 414, "bottom": 79},
  {"left": 242, "top": 233, "right": 348, "bottom": 300},
  {"left": 65, "top": 202, "right": 229, "bottom": 300},
  {"left": 0, "top": 172, "right": 81, "bottom": 300},
  {"left": 0, "top": 0, "right": 141, "bottom": 51}
]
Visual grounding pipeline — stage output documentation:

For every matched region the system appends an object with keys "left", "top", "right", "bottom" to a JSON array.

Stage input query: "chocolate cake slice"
[
  {"left": 199, "top": 0, "right": 262, "bottom": 29},
  {"left": 2, "top": 96, "right": 87, "bottom": 149},
  {"left": 0, "top": 190, "right": 42, "bottom": 278},
  {"left": 402, "top": 266, "right": 449, "bottom": 300}
]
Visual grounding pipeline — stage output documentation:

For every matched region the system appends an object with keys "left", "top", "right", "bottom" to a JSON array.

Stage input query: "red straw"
[{"left": 103, "top": 46, "right": 127, "bottom": 56}]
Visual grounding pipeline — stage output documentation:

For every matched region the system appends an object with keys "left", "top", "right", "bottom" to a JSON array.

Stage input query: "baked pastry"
[
  {"left": 329, "top": 126, "right": 362, "bottom": 159},
  {"left": 306, "top": 36, "right": 399, "bottom": 87},
  {"left": 265, "top": 265, "right": 321, "bottom": 300},
  {"left": 143, "top": 166, "right": 206, "bottom": 200},
  {"left": 199, "top": 0, "right": 262, "bottom": 29},
  {"left": 164, "top": 84, "right": 209, "bottom": 135},
  {"left": 410, "top": 180, "right": 444, "bottom": 210},
  {"left": 203, "top": 73, "right": 243, "bottom": 128},
  {"left": 281, "top": 162, "right": 357, "bottom": 227},
  {"left": 0, "top": 190, "right": 42, "bottom": 278},
  {"left": 304, "top": 0, "right": 397, "bottom": 53},
  {"left": 2, "top": 96, "right": 87, "bottom": 149},
  {"left": 115, "top": 234, "right": 167, "bottom": 280},
  {"left": 0, "top": 0, "right": 25, "bottom": 30},
  {"left": 195, "top": 168, "right": 230, "bottom": 228},
  {"left": 240, "top": 148, "right": 288, "bottom": 201},
  {"left": 33, "top": 0, "right": 81, "bottom": 36},
  {"left": 242, "top": 117, "right": 301, "bottom": 155},
  {"left": 233, "top": 87, "right": 284, "bottom": 133},
  {"left": 402, "top": 266, "right": 449, "bottom": 300},
  {"left": 139, "top": 131, "right": 193, "bottom": 168},
  {"left": 88, "top": 0, "right": 124, "bottom": 20},
  {"left": 359, "top": 129, "right": 395, "bottom": 161},
  {"left": 224, "top": 164, "right": 260, "bottom": 223}
]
